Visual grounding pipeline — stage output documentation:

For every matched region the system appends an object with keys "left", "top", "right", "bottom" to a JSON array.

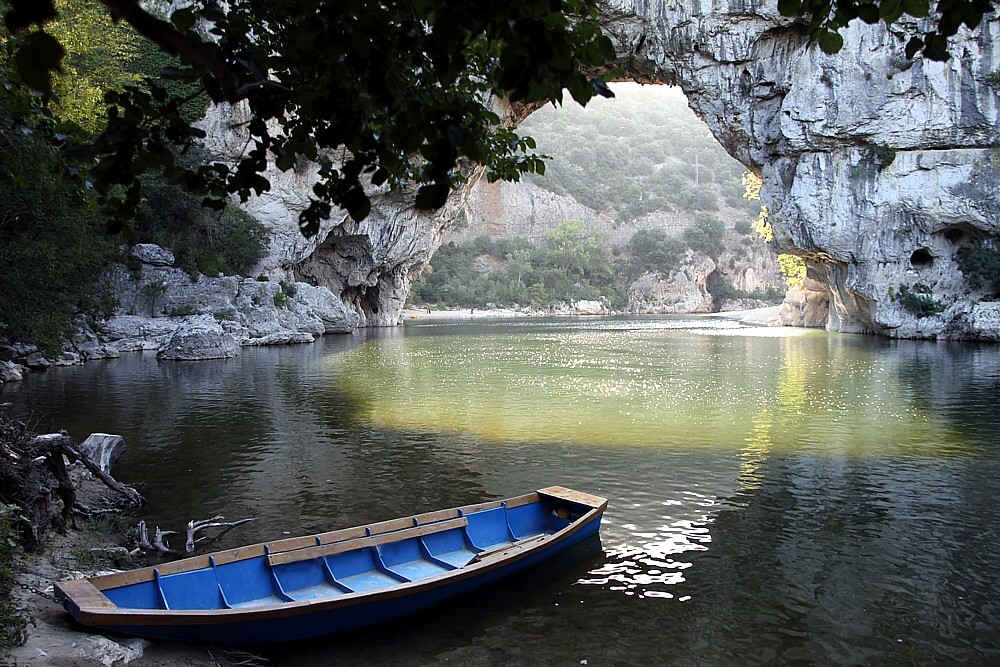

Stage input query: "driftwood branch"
[
  {"left": 137, "top": 519, "right": 182, "bottom": 554},
  {"left": 1, "top": 417, "right": 143, "bottom": 551},
  {"left": 59, "top": 439, "right": 144, "bottom": 507},
  {"left": 186, "top": 516, "right": 257, "bottom": 553},
  {"left": 137, "top": 516, "right": 257, "bottom": 555}
]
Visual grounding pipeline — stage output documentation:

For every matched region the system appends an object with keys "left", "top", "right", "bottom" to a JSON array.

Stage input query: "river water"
[{"left": 4, "top": 316, "right": 1000, "bottom": 665}]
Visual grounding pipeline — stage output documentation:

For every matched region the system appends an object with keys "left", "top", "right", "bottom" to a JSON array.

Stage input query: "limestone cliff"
[
  {"left": 197, "top": 104, "right": 485, "bottom": 328},
  {"left": 599, "top": 0, "right": 1000, "bottom": 339},
  {"left": 192, "top": 3, "right": 999, "bottom": 340}
]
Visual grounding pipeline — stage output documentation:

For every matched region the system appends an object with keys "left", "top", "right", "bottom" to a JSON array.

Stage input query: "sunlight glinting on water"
[{"left": 324, "top": 325, "right": 967, "bottom": 454}]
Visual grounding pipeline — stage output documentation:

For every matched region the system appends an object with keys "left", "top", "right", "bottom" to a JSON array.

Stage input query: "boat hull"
[{"left": 56, "top": 486, "right": 606, "bottom": 644}]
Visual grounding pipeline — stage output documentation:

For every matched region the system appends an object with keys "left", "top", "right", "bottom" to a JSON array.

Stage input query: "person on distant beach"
[
  {"left": 470, "top": 307, "right": 475, "bottom": 314},
  {"left": 426, "top": 306, "right": 431, "bottom": 313}
]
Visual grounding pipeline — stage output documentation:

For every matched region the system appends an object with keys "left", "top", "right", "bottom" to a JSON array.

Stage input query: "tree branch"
[{"left": 97, "top": 0, "right": 242, "bottom": 103}]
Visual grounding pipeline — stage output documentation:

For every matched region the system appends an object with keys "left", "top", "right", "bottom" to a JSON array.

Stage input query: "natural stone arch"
[{"left": 231, "top": 0, "right": 1000, "bottom": 340}]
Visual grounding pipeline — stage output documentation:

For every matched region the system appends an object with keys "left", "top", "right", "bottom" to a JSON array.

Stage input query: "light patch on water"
[{"left": 324, "top": 323, "right": 972, "bottom": 457}]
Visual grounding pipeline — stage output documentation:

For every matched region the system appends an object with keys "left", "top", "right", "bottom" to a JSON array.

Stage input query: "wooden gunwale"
[
  {"left": 267, "top": 517, "right": 469, "bottom": 567},
  {"left": 60, "top": 489, "right": 607, "bottom": 629}
]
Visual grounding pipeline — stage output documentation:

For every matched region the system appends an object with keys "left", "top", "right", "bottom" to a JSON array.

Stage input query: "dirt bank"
[{"left": 10, "top": 474, "right": 255, "bottom": 667}]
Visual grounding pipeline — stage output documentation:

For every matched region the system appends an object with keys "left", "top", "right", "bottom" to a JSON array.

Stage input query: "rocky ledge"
[{"left": 0, "top": 244, "right": 362, "bottom": 380}]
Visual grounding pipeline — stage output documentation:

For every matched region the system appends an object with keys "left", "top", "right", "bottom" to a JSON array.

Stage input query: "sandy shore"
[
  {"left": 400, "top": 307, "right": 544, "bottom": 321},
  {"left": 402, "top": 305, "right": 787, "bottom": 327},
  {"left": 704, "top": 305, "right": 783, "bottom": 327}
]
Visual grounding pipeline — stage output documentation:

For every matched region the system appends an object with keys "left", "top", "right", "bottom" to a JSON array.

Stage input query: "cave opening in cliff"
[{"left": 910, "top": 248, "right": 934, "bottom": 268}]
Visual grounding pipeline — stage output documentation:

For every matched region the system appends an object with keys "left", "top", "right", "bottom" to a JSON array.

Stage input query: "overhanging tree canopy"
[
  {"left": 3, "top": 0, "right": 618, "bottom": 236},
  {"left": 2, "top": 0, "right": 996, "bottom": 236}
]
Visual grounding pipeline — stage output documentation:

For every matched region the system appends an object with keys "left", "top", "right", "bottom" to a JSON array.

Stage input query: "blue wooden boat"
[{"left": 55, "top": 486, "right": 606, "bottom": 644}]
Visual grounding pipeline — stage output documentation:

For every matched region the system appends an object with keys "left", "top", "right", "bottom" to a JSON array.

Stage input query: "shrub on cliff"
[
  {"left": 891, "top": 283, "right": 947, "bottom": 317},
  {"left": 134, "top": 170, "right": 270, "bottom": 279},
  {"left": 956, "top": 240, "right": 1000, "bottom": 296}
]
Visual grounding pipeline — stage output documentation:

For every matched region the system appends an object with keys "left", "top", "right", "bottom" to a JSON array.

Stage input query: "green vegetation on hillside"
[
  {"left": 134, "top": 168, "right": 270, "bottom": 280},
  {"left": 414, "top": 217, "right": 782, "bottom": 310},
  {"left": 0, "top": 102, "right": 117, "bottom": 354},
  {"left": 520, "top": 84, "right": 758, "bottom": 223},
  {"left": 413, "top": 221, "right": 623, "bottom": 309}
]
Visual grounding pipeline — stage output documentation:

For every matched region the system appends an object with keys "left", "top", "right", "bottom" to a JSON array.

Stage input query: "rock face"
[
  {"left": 454, "top": 179, "right": 618, "bottom": 245},
  {"left": 598, "top": 0, "right": 1000, "bottom": 338},
  {"left": 96, "top": 245, "right": 359, "bottom": 355},
  {"left": 0, "top": 360, "right": 23, "bottom": 384},
  {"left": 148, "top": 3, "right": 998, "bottom": 341},
  {"left": 454, "top": 177, "right": 784, "bottom": 313},
  {"left": 780, "top": 278, "right": 832, "bottom": 328},
  {"left": 157, "top": 315, "right": 241, "bottom": 360},
  {"left": 196, "top": 104, "right": 482, "bottom": 328},
  {"left": 627, "top": 254, "right": 716, "bottom": 314}
]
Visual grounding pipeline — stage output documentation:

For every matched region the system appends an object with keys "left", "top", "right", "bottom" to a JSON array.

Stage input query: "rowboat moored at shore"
[{"left": 55, "top": 485, "right": 607, "bottom": 644}]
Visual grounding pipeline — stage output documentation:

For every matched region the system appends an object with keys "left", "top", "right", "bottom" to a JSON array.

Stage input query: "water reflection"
[{"left": 2, "top": 317, "right": 1000, "bottom": 664}]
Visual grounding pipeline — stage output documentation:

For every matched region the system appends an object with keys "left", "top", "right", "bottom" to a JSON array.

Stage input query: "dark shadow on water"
[{"left": 255, "top": 536, "right": 604, "bottom": 666}]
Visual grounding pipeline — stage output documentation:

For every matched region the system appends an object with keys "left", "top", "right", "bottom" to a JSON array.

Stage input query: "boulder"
[
  {"left": 51, "top": 352, "right": 81, "bottom": 367},
  {"left": 627, "top": 255, "right": 716, "bottom": 314},
  {"left": 79, "top": 433, "right": 126, "bottom": 474},
  {"left": 574, "top": 300, "right": 608, "bottom": 315},
  {"left": 24, "top": 352, "right": 50, "bottom": 371},
  {"left": 129, "top": 243, "right": 175, "bottom": 267},
  {"left": 780, "top": 278, "right": 831, "bottom": 329},
  {"left": 969, "top": 302, "right": 1000, "bottom": 341},
  {"left": 244, "top": 331, "right": 315, "bottom": 346},
  {"left": 157, "top": 315, "right": 240, "bottom": 360},
  {"left": 76, "top": 341, "right": 121, "bottom": 360},
  {"left": 0, "top": 360, "right": 23, "bottom": 383}
]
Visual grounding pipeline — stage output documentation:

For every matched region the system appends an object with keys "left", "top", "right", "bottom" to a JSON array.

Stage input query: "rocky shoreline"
[{"left": 0, "top": 242, "right": 366, "bottom": 387}]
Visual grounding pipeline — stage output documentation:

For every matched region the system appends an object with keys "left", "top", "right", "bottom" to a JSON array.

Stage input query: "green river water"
[{"left": 4, "top": 315, "right": 999, "bottom": 665}]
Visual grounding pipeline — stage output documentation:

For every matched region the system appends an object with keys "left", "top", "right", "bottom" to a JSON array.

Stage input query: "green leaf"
[
  {"left": 777, "top": 0, "right": 801, "bottom": 16},
  {"left": 13, "top": 31, "right": 65, "bottom": 95},
  {"left": 371, "top": 167, "right": 390, "bottom": 187},
  {"left": 592, "top": 78, "right": 615, "bottom": 99},
  {"left": 879, "top": 0, "right": 904, "bottom": 22},
  {"left": 817, "top": 29, "right": 845, "bottom": 55},
  {"left": 905, "top": 36, "right": 924, "bottom": 59},
  {"left": 924, "top": 34, "right": 949, "bottom": 61},
  {"left": 415, "top": 182, "right": 451, "bottom": 210},
  {"left": 170, "top": 8, "right": 199, "bottom": 32},
  {"left": 900, "top": 0, "right": 930, "bottom": 17},
  {"left": 4, "top": 0, "right": 56, "bottom": 32},
  {"left": 857, "top": 3, "right": 880, "bottom": 23}
]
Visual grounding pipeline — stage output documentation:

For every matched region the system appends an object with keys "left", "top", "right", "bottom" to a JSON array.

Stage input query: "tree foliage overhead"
[
  {"left": 3, "top": 0, "right": 994, "bottom": 241},
  {"left": 3, "top": 0, "right": 618, "bottom": 236},
  {"left": 780, "top": 0, "right": 996, "bottom": 60}
]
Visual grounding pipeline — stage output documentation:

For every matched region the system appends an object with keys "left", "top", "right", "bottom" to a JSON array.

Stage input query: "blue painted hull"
[{"left": 55, "top": 486, "right": 607, "bottom": 644}]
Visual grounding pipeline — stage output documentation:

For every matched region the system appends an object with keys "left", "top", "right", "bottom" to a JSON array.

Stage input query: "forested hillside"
[
  {"left": 520, "top": 84, "right": 758, "bottom": 222},
  {"left": 0, "top": 1, "right": 267, "bottom": 353}
]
